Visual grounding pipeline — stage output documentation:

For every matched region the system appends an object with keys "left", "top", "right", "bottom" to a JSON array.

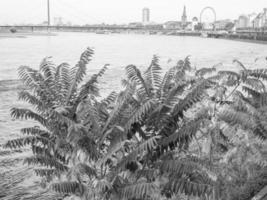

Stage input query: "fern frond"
[
  {"left": 233, "top": 59, "right": 247, "bottom": 70},
  {"left": 218, "top": 109, "right": 254, "bottom": 130},
  {"left": 24, "top": 156, "right": 68, "bottom": 171},
  {"left": 196, "top": 67, "right": 216, "bottom": 77},
  {"left": 18, "top": 91, "right": 46, "bottom": 112},
  {"left": 20, "top": 127, "right": 51, "bottom": 136},
  {"left": 10, "top": 108, "right": 48, "bottom": 126},
  {"left": 76, "top": 99, "right": 101, "bottom": 133},
  {"left": 76, "top": 136, "right": 99, "bottom": 161},
  {"left": 171, "top": 79, "right": 212, "bottom": 121},
  {"left": 160, "top": 159, "right": 200, "bottom": 175},
  {"left": 118, "top": 136, "right": 159, "bottom": 169},
  {"left": 159, "top": 66, "right": 176, "bottom": 100},
  {"left": 4, "top": 136, "right": 54, "bottom": 149},
  {"left": 75, "top": 163, "right": 97, "bottom": 177},
  {"left": 126, "top": 64, "right": 151, "bottom": 97},
  {"left": 167, "top": 177, "right": 213, "bottom": 197},
  {"left": 54, "top": 62, "right": 71, "bottom": 99},
  {"left": 18, "top": 66, "right": 43, "bottom": 90},
  {"left": 243, "top": 78, "right": 265, "bottom": 92},
  {"left": 66, "top": 47, "right": 94, "bottom": 103},
  {"left": 99, "top": 139, "right": 128, "bottom": 165},
  {"left": 120, "top": 181, "right": 157, "bottom": 199},
  {"left": 163, "top": 82, "right": 187, "bottom": 106},
  {"left": 39, "top": 57, "right": 56, "bottom": 89},
  {"left": 247, "top": 68, "right": 267, "bottom": 81},
  {"left": 75, "top": 64, "right": 108, "bottom": 105},
  {"left": 34, "top": 168, "right": 58, "bottom": 178},
  {"left": 144, "top": 55, "right": 162, "bottom": 92},
  {"left": 160, "top": 120, "right": 201, "bottom": 148},
  {"left": 51, "top": 182, "right": 84, "bottom": 195},
  {"left": 125, "top": 99, "right": 156, "bottom": 132},
  {"left": 101, "top": 91, "right": 118, "bottom": 107},
  {"left": 218, "top": 71, "right": 240, "bottom": 86}
]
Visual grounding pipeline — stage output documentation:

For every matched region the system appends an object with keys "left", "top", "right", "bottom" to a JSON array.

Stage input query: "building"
[
  {"left": 253, "top": 8, "right": 267, "bottom": 28},
  {"left": 128, "top": 22, "right": 143, "bottom": 28},
  {"left": 181, "top": 5, "right": 187, "bottom": 27},
  {"left": 237, "top": 15, "right": 249, "bottom": 28},
  {"left": 191, "top": 17, "right": 198, "bottom": 31},
  {"left": 163, "top": 21, "right": 182, "bottom": 30},
  {"left": 142, "top": 8, "right": 150, "bottom": 24},
  {"left": 214, "top": 19, "right": 232, "bottom": 30}
]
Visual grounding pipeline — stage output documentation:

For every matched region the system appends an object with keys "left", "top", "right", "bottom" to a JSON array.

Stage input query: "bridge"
[{"left": 0, "top": 25, "right": 148, "bottom": 32}]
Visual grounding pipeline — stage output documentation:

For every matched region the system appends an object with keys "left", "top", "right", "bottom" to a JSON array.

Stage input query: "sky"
[{"left": 0, "top": 0, "right": 266, "bottom": 25}]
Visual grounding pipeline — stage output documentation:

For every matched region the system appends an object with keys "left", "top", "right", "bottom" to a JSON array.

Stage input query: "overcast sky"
[{"left": 0, "top": 0, "right": 266, "bottom": 25}]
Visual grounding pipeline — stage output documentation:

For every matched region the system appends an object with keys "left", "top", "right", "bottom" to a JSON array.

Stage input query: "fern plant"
[
  {"left": 7, "top": 49, "right": 267, "bottom": 200},
  {"left": 4, "top": 47, "right": 111, "bottom": 196}
]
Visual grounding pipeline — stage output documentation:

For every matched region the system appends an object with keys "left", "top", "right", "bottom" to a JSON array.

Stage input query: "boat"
[{"left": 95, "top": 30, "right": 110, "bottom": 34}]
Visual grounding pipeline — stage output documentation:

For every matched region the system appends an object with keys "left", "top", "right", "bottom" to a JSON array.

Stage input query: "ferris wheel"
[{"left": 200, "top": 7, "right": 217, "bottom": 30}]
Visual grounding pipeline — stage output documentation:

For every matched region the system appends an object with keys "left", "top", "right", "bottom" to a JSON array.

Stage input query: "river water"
[{"left": 0, "top": 32, "right": 267, "bottom": 199}]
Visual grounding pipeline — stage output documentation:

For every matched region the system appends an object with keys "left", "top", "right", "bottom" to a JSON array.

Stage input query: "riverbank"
[
  {"left": 0, "top": 31, "right": 57, "bottom": 39},
  {"left": 1, "top": 29, "right": 267, "bottom": 46},
  {"left": 217, "top": 36, "right": 267, "bottom": 45}
]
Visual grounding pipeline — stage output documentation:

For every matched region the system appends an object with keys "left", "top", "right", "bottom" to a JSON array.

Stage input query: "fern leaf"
[
  {"left": 66, "top": 47, "right": 94, "bottom": 103},
  {"left": 10, "top": 108, "right": 48, "bottom": 126},
  {"left": 51, "top": 182, "right": 84, "bottom": 195},
  {"left": 120, "top": 181, "right": 157, "bottom": 199},
  {"left": 167, "top": 177, "right": 213, "bottom": 197},
  {"left": 171, "top": 79, "right": 212, "bottom": 121},
  {"left": 18, "top": 66, "right": 43, "bottom": 90},
  {"left": 247, "top": 68, "right": 267, "bottom": 81},
  {"left": 118, "top": 136, "right": 159, "bottom": 169},
  {"left": 75, "top": 64, "right": 108, "bottom": 105},
  {"left": 126, "top": 64, "right": 151, "bottom": 97},
  {"left": 24, "top": 156, "right": 68, "bottom": 171},
  {"left": 125, "top": 99, "right": 156, "bottom": 132},
  {"left": 196, "top": 67, "right": 216, "bottom": 77},
  {"left": 18, "top": 91, "right": 46, "bottom": 112},
  {"left": 144, "top": 55, "right": 162, "bottom": 92},
  {"left": 160, "top": 120, "right": 201, "bottom": 148},
  {"left": 34, "top": 168, "right": 58, "bottom": 178}
]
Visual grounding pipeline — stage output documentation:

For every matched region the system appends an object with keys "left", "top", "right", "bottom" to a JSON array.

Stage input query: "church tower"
[{"left": 181, "top": 5, "right": 187, "bottom": 26}]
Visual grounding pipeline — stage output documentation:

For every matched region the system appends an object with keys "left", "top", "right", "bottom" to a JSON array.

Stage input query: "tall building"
[
  {"left": 181, "top": 5, "right": 187, "bottom": 26},
  {"left": 237, "top": 15, "right": 249, "bottom": 28},
  {"left": 142, "top": 8, "right": 150, "bottom": 24}
]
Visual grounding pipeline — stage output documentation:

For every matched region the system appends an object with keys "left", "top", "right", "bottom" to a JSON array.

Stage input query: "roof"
[{"left": 164, "top": 21, "right": 182, "bottom": 25}]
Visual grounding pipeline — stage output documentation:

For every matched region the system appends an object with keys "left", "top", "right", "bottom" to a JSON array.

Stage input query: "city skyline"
[{"left": 0, "top": 0, "right": 266, "bottom": 25}]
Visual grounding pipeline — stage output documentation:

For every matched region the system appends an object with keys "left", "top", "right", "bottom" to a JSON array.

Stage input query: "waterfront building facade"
[
  {"left": 214, "top": 19, "right": 232, "bottom": 30},
  {"left": 163, "top": 21, "right": 182, "bottom": 29}
]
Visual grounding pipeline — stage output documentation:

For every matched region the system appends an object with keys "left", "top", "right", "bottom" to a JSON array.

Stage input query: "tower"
[
  {"left": 181, "top": 5, "right": 187, "bottom": 26},
  {"left": 47, "top": 0, "right": 50, "bottom": 26},
  {"left": 142, "top": 8, "right": 150, "bottom": 24}
]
